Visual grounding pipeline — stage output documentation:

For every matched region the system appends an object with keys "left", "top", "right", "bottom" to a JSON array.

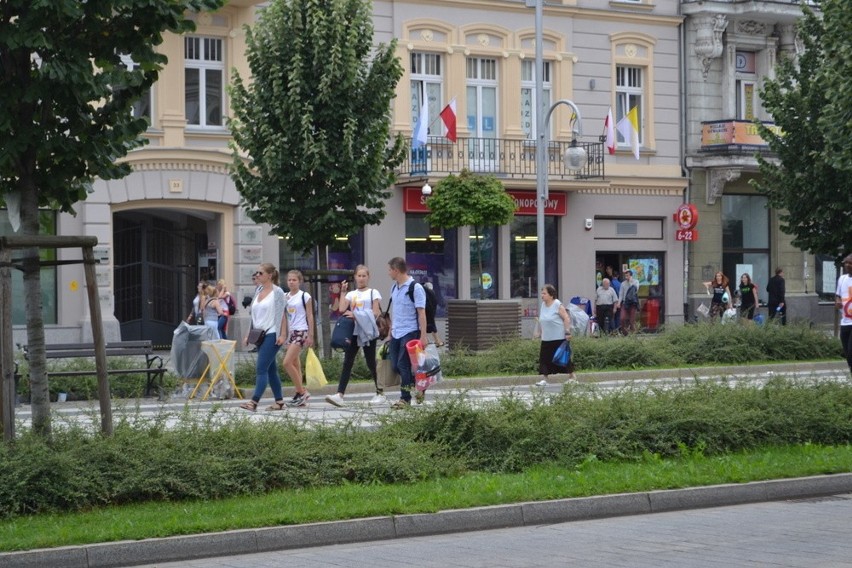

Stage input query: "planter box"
[{"left": 447, "top": 300, "right": 522, "bottom": 351}]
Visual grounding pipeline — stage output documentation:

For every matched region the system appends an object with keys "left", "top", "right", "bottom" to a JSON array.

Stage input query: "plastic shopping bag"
[
  {"left": 552, "top": 340, "right": 571, "bottom": 368},
  {"left": 406, "top": 339, "right": 442, "bottom": 392},
  {"left": 305, "top": 348, "right": 328, "bottom": 388}
]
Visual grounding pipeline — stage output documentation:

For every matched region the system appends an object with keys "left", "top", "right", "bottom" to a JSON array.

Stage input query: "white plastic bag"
[{"left": 696, "top": 303, "right": 710, "bottom": 318}]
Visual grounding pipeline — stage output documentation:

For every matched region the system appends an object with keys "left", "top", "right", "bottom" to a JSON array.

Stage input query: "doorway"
[
  {"left": 114, "top": 211, "right": 205, "bottom": 347},
  {"left": 596, "top": 252, "right": 665, "bottom": 332}
]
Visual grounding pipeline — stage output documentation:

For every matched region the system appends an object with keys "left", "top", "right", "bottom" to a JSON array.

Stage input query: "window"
[
  {"left": 616, "top": 65, "right": 643, "bottom": 146},
  {"left": 722, "top": 195, "right": 770, "bottom": 304},
  {"left": 185, "top": 36, "right": 224, "bottom": 127},
  {"left": 466, "top": 57, "right": 498, "bottom": 170},
  {"left": 410, "top": 52, "right": 443, "bottom": 138},
  {"left": 119, "top": 55, "right": 152, "bottom": 123},
  {"left": 735, "top": 51, "right": 757, "bottom": 120},
  {"left": 469, "top": 227, "right": 498, "bottom": 299},
  {"left": 405, "top": 214, "right": 457, "bottom": 316},
  {"left": 510, "top": 216, "right": 558, "bottom": 299},
  {"left": 520, "top": 60, "right": 551, "bottom": 140},
  {"left": 0, "top": 210, "right": 58, "bottom": 325}
]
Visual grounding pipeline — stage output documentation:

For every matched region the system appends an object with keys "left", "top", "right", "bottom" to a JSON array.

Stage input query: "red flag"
[
  {"left": 440, "top": 98, "right": 457, "bottom": 142},
  {"left": 604, "top": 107, "right": 616, "bottom": 155}
]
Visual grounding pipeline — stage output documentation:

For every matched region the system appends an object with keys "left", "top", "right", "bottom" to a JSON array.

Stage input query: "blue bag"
[
  {"left": 330, "top": 317, "right": 355, "bottom": 350},
  {"left": 552, "top": 340, "right": 571, "bottom": 367}
]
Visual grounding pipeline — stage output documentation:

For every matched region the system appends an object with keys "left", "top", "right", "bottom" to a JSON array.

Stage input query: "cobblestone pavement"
[{"left": 136, "top": 493, "right": 852, "bottom": 568}]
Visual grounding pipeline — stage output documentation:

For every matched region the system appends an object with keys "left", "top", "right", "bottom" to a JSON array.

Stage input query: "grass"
[{"left": 1, "top": 442, "right": 849, "bottom": 552}]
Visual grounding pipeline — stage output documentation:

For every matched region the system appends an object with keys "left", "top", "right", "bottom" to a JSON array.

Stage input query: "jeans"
[
  {"left": 841, "top": 326, "right": 852, "bottom": 375},
  {"left": 217, "top": 315, "right": 228, "bottom": 340},
  {"left": 389, "top": 330, "right": 420, "bottom": 402},
  {"left": 251, "top": 333, "right": 282, "bottom": 402},
  {"left": 336, "top": 336, "right": 378, "bottom": 394}
]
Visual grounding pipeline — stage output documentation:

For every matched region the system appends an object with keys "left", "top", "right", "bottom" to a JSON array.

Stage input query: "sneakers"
[
  {"left": 285, "top": 391, "right": 310, "bottom": 407},
  {"left": 369, "top": 394, "right": 387, "bottom": 405},
  {"left": 390, "top": 399, "right": 410, "bottom": 410},
  {"left": 535, "top": 379, "right": 548, "bottom": 387},
  {"left": 325, "top": 393, "right": 346, "bottom": 407}
]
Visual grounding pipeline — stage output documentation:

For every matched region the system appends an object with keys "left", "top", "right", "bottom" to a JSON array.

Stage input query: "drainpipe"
[{"left": 679, "top": 10, "right": 691, "bottom": 323}]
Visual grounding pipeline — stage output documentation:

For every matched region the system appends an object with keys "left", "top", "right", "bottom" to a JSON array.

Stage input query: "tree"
[
  {"left": 818, "top": 0, "right": 852, "bottom": 173},
  {"left": 753, "top": 2, "right": 852, "bottom": 256},
  {"left": 0, "top": 0, "right": 223, "bottom": 437},
  {"left": 426, "top": 170, "right": 516, "bottom": 299},
  {"left": 229, "top": 0, "right": 405, "bottom": 354}
]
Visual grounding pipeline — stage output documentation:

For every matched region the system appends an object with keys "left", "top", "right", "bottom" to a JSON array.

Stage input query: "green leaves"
[
  {"left": 426, "top": 170, "right": 516, "bottom": 230},
  {"left": 230, "top": 0, "right": 403, "bottom": 254},
  {"left": 753, "top": 1, "right": 852, "bottom": 256}
]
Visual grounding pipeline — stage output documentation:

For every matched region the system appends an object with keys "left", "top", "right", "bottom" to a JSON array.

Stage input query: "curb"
[{"left": 3, "top": 473, "right": 851, "bottom": 568}]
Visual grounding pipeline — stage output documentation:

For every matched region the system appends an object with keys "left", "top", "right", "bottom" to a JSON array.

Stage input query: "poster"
[{"left": 628, "top": 258, "right": 659, "bottom": 286}]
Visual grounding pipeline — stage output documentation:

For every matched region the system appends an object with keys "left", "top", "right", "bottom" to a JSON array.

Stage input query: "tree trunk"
[
  {"left": 20, "top": 182, "right": 51, "bottom": 436},
  {"left": 317, "top": 246, "right": 331, "bottom": 358}
]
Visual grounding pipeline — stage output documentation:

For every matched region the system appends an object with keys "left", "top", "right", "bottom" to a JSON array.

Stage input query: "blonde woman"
[
  {"left": 201, "top": 283, "right": 225, "bottom": 338},
  {"left": 186, "top": 281, "right": 208, "bottom": 324},
  {"left": 239, "top": 263, "right": 287, "bottom": 412},
  {"left": 281, "top": 270, "right": 315, "bottom": 407},
  {"left": 326, "top": 265, "right": 383, "bottom": 407}
]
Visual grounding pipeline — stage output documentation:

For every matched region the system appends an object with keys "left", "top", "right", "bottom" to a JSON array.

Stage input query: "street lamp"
[
  {"left": 534, "top": 0, "right": 586, "bottom": 300},
  {"left": 422, "top": 182, "right": 432, "bottom": 196}
]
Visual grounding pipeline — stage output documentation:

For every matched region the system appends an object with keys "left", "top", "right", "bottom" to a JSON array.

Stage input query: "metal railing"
[{"left": 398, "top": 136, "right": 605, "bottom": 180}]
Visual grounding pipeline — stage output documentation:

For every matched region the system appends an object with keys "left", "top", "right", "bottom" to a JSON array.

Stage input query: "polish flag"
[
  {"left": 604, "top": 107, "right": 616, "bottom": 155},
  {"left": 440, "top": 98, "right": 457, "bottom": 142}
]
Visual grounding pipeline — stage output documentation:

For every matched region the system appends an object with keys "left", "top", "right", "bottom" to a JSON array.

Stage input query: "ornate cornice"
[
  {"left": 706, "top": 168, "right": 741, "bottom": 205},
  {"left": 694, "top": 14, "right": 728, "bottom": 79}
]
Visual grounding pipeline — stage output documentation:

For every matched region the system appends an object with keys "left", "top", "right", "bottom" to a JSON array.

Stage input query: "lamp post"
[{"left": 535, "top": 0, "right": 586, "bottom": 301}]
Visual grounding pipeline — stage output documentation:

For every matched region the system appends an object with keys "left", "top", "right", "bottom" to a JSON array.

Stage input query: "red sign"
[
  {"left": 676, "top": 229, "right": 699, "bottom": 241},
  {"left": 674, "top": 203, "right": 699, "bottom": 230},
  {"left": 403, "top": 187, "right": 567, "bottom": 216}
]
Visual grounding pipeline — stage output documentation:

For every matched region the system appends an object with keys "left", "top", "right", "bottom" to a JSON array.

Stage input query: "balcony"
[
  {"left": 396, "top": 136, "right": 605, "bottom": 181},
  {"left": 699, "top": 120, "right": 781, "bottom": 155}
]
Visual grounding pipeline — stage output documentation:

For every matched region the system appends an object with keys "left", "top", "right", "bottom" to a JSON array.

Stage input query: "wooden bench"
[{"left": 23, "top": 340, "right": 166, "bottom": 398}]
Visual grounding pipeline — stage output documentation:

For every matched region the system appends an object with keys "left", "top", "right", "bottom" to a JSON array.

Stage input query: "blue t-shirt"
[{"left": 390, "top": 278, "right": 425, "bottom": 338}]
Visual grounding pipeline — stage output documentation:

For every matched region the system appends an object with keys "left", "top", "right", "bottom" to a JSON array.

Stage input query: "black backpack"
[
  {"left": 423, "top": 285, "right": 437, "bottom": 319},
  {"left": 226, "top": 294, "right": 237, "bottom": 315}
]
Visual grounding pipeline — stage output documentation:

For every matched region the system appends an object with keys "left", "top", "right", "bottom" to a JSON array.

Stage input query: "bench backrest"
[{"left": 26, "top": 341, "right": 155, "bottom": 360}]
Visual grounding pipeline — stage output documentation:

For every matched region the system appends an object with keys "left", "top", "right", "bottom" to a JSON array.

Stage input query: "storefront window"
[
  {"left": 0, "top": 210, "right": 58, "bottom": 325},
  {"left": 470, "top": 226, "right": 498, "bottom": 299},
  {"left": 596, "top": 252, "right": 665, "bottom": 331},
  {"left": 510, "top": 216, "right": 558, "bottom": 299},
  {"left": 723, "top": 195, "right": 769, "bottom": 304},
  {"left": 406, "top": 214, "right": 456, "bottom": 317}
]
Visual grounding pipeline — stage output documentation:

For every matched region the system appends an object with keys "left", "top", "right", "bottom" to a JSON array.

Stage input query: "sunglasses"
[{"left": 253, "top": 271, "right": 264, "bottom": 277}]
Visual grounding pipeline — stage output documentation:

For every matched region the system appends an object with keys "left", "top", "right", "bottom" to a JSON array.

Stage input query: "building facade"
[
  {"left": 681, "top": 0, "right": 833, "bottom": 324},
  {"left": 7, "top": 0, "right": 699, "bottom": 348}
]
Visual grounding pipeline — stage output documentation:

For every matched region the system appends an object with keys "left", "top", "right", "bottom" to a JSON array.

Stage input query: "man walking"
[
  {"left": 618, "top": 270, "right": 640, "bottom": 335},
  {"left": 387, "top": 257, "right": 427, "bottom": 409},
  {"left": 835, "top": 254, "right": 852, "bottom": 376},
  {"left": 767, "top": 267, "right": 786, "bottom": 325},
  {"left": 594, "top": 278, "right": 619, "bottom": 335}
]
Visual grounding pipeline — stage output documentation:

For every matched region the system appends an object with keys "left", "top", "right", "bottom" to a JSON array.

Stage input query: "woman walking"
[
  {"left": 185, "top": 281, "right": 208, "bottom": 324},
  {"left": 201, "top": 283, "right": 226, "bottom": 338},
  {"left": 737, "top": 273, "right": 759, "bottom": 321},
  {"left": 533, "top": 284, "right": 575, "bottom": 386},
  {"left": 326, "top": 265, "right": 384, "bottom": 407},
  {"left": 215, "top": 279, "right": 233, "bottom": 339},
  {"left": 239, "top": 263, "right": 287, "bottom": 412},
  {"left": 282, "top": 270, "right": 315, "bottom": 408},
  {"left": 704, "top": 271, "right": 733, "bottom": 320}
]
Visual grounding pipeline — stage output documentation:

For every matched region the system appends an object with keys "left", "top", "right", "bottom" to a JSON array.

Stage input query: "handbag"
[
  {"left": 552, "top": 340, "right": 571, "bottom": 368},
  {"left": 330, "top": 316, "right": 355, "bottom": 350},
  {"left": 377, "top": 359, "right": 400, "bottom": 389},
  {"left": 376, "top": 311, "right": 390, "bottom": 340},
  {"left": 246, "top": 327, "right": 267, "bottom": 347}
]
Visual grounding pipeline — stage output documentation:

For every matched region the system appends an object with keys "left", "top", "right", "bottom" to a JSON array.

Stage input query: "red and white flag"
[
  {"left": 604, "top": 107, "right": 616, "bottom": 155},
  {"left": 440, "top": 98, "right": 457, "bottom": 142}
]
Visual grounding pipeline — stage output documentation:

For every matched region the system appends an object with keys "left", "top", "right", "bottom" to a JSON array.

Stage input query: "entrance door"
[{"left": 115, "top": 213, "right": 198, "bottom": 347}]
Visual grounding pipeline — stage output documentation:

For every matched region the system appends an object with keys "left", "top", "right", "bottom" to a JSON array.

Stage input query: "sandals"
[
  {"left": 435, "top": 342, "right": 445, "bottom": 348},
  {"left": 266, "top": 400, "right": 286, "bottom": 411},
  {"left": 239, "top": 400, "right": 258, "bottom": 412}
]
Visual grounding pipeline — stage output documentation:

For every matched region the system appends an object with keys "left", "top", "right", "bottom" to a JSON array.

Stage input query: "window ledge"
[{"left": 609, "top": 0, "right": 656, "bottom": 13}]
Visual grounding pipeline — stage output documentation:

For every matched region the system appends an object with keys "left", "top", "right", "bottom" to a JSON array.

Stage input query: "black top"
[
  {"left": 766, "top": 275, "right": 785, "bottom": 304},
  {"left": 739, "top": 283, "right": 756, "bottom": 308}
]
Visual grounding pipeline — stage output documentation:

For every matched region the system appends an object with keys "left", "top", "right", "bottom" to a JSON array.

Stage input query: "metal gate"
[{"left": 114, "top": 215, "right": 197, "bottom": 348}]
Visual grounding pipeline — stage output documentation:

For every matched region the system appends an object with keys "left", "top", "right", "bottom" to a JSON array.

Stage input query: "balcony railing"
[{"left": 397, "top": 136, "right": 605, "bottom": 181}]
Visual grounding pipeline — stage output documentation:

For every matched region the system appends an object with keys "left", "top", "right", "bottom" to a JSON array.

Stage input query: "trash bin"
[{"left": 643, "top": 298, "right": 661, "bottom": 330}]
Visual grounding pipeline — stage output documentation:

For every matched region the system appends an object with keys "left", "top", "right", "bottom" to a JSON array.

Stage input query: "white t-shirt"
[
  {"left": 836, "top": 273, "right": 852, "bottom": 326},
  {"left": 345, "top": 288, "right": 382, "bottom": 314},
  {"left": 286, "top": 290, "right": 312, "bottom": 331}
]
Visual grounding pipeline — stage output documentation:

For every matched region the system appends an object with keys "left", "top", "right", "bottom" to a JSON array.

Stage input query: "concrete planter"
[{"left": 447, "top": 300, "right": 522, "bottom": 351}]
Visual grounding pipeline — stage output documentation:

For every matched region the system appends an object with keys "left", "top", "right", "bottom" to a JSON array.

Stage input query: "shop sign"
[
  {"left": 674, "top": 203, "right": 699, "bottom": 241},
  {"left": 403, "top": 187, "right": 567, "bottom": 216},
  {"left": 700, "top": 120, "right": 782, "bottom": 149}
]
